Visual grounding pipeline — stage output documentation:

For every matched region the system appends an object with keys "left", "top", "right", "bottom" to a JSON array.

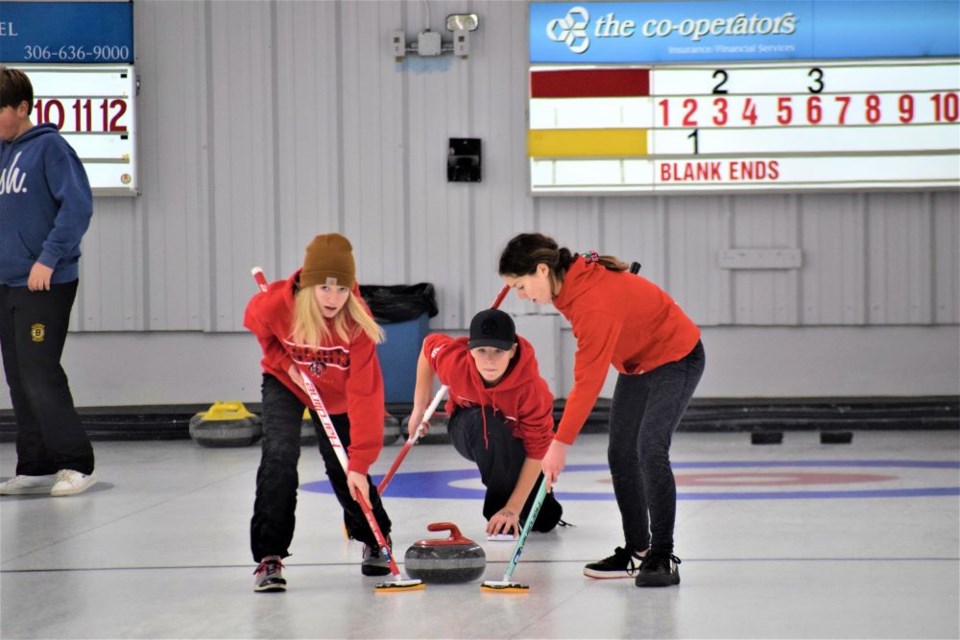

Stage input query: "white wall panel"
[
  {"left": 729, "top": 195, "right": 800, "bottom": 325},
  {"left": 933, "top": 191, "right": 960, "bottom": 324},
  {"left": 664, "top": 196, "right": 731, "bottom": 324},
  {"left": 273, "top": 1, "right": 342, "bottom": 279},
  {"left": 207, "top": 1, "right": 276, "bottom": 331},
  {"left": 136, "top": 0, "right": 208, "bottom": 331},
  {"left": 867, "top": 193, "right": 935, "bottom": 324},
  {"left": 340, "top": 1, "right": 408, "bottom": 289},
  {"left": 800, "top": 194, "right": 867, "bottom": 324},
  {"left": 470, "top": 0, "right": 533, "bottom": 314},
  {"left": 74, "top": 200, "right": 142, "bottom": 331}
]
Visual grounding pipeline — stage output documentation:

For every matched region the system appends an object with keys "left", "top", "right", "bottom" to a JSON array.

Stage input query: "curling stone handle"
[{"left": 426, "top": 522, "right": 467, "bottom": 542}]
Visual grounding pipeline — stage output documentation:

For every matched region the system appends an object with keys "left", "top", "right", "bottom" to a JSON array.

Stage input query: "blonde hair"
[{"left": 291, "top": 287, "right": 385, "bottom": 346}]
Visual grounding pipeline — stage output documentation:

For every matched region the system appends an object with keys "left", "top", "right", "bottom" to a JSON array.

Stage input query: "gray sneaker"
[
  {"left": 361, "top": 540, "right": 392, "bottom": 577},
  {"left": 253, "top": 557, "right": 286, "bottom": 592},
  {"left": 0, "top": 474, "right": 58, "bottom": 495}
]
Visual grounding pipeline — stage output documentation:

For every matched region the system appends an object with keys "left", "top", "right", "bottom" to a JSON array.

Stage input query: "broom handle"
[
  {"left": 375, "top": 385, "right": 442, "bottom": 493},
  {"left": 501, "top": 475, "right": 549, "bottom": 582},
  {"left": 252, "top": 267, "right": 402, "bottom": 579}
]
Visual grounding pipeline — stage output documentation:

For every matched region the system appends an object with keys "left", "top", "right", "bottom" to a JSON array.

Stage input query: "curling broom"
[{"left": 480, "top": 475, "right": 549, "bottom": 593}]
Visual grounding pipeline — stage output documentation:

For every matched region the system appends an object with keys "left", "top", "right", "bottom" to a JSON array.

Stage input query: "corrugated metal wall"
[
  {"left": 21, "top": 0, "right": 951, "bottom": 409},
  {"left": 72, "top": 0, "right": 958, "bottom": 337}
]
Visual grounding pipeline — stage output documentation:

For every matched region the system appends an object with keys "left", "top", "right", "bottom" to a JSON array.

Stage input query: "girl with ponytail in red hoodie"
[
  {"left": 408, "top": 308, "right": 563, "bottom": 537},
  {"left": 499, "top": 233, "right": 705, "bottom": 588}
]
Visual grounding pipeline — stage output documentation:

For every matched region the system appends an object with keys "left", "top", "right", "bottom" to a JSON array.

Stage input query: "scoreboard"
[
  {"left": 23, "top": 64, "right": 137, "bottom": 196},
  {"left": 0, "top": 1, "right": 137, "bottom": 196},
  {"left": 528, "top": 1, "right": 960, "bottom": 195}
]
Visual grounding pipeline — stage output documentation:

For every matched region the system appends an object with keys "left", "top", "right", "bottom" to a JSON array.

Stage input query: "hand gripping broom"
[{"left": 252, "top": 267, "right": 424, "bottom": 592}]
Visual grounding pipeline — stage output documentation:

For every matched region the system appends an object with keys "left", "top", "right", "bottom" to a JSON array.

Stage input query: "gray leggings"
[{"left": 608, "top": 341, "right": 704, "bottom": 554}]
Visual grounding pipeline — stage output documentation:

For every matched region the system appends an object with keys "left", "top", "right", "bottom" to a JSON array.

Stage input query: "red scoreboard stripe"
[{"left": 530, "top": 68, "right": 650, "bottom": 98}]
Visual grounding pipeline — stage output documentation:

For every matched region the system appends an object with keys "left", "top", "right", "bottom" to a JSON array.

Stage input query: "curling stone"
[
  {"left": 384, "top": 414, "right": 401, "bottom": 446},
  {"left": 189, "top": 401, "right": 261, "bottom": 447},
  {"left": 404, "top": 522, "right": 486, "bottom": 584}
]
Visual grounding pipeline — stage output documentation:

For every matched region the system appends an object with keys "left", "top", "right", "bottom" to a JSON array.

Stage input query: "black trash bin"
[{"left": 360, "top": 283, "right": 439, "bottom": 403}]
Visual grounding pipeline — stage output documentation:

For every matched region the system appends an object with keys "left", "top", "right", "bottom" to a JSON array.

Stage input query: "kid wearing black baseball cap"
[{"left": 408, "top": 308, "right": 563, "bottom": 536}]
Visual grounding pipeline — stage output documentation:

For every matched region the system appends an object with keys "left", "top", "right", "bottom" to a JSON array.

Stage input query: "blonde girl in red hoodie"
[
  {"left": 408, "top": 308, "right": 564, "bottom": 537},
  {"left": 243, "top": 233, "right": 393, "bottom": 591},
  {"left": 498, "top": 233, "right": 704, "bottom": 588}
]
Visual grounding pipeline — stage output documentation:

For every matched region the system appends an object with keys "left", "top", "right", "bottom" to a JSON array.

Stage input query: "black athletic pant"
[
  {"left": 251, "top": 374, "right": 391, "bottom": 562},
  {"left": 608, "top": 340, "right": 705, "bottom": 555},
  {"left": 448, "top": 406, "right": 562, "bottom": 532},
  {"left": 0, "top": 281, "right": 94, "bottom": 476}
]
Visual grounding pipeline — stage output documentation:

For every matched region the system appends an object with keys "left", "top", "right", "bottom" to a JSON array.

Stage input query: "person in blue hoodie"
[{"left": 0, "top": 66, "right": 97, "bottom": 497}]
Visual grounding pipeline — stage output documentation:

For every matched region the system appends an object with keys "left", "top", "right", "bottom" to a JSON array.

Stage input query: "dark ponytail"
[
  {"left": 499, "top": 233, "right": 628, "bottom": 281},
  {"left": 499, "top": 233, "right": 571, "bottom": 279}
]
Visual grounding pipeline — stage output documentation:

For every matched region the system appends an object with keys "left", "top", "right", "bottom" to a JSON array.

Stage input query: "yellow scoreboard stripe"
[{"left": 528, "top": 129, "right": 648, "bottom": 158}]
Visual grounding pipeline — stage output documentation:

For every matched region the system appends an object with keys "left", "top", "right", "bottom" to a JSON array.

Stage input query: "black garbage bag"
[{"left": 359, "top": 283, "right": 439, "bottom": 324}]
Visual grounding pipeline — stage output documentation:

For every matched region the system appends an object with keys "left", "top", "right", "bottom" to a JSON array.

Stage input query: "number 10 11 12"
[{"left": 32, "top": 98, "right": 129, "bottom": 134}]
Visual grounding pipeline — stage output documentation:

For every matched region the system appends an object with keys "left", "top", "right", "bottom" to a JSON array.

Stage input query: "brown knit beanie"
[{"left": 300, "top": 233, "right": 356, "bottom": 288}]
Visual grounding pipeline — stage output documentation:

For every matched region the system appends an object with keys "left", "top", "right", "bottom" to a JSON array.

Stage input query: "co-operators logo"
[{"left": 546, "top": 6, "right": 591, "bottom": 53}]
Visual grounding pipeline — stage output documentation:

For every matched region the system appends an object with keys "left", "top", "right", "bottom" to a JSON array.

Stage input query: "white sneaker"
[
  {"left": 0, "top": 474, "right": 58, "bottom": 495},
  {"left": 50, "top": 470, "right": 98, "bottom": 497}
]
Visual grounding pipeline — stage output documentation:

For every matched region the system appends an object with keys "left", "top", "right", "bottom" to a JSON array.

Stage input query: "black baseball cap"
[{"left": 467, "top": 309, "right": 516, "bottom": 350}]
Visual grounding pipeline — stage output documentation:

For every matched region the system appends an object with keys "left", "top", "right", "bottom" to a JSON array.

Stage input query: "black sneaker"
[
  {"left": 361, "top": 540, "right": 392, "bottom": 577},
  {"left": 635, "top": 551, "right": 681, "bottom": 587},
  {"left": 253, "top": 557, "right": 286, "bottom": 592},
  {"left": 583, "top": 546, "right": 644, "bottom": 579}
]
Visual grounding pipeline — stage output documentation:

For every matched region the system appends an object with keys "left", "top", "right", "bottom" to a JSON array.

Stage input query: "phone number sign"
[{"left": 0, "top": 1, "right": 133, "bottom": 64}]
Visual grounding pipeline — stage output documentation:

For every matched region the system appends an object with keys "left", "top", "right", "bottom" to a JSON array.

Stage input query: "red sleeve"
[
  {"left": 243, "top": 280, "right": 296, "bottom": 391},
  {"left": 344, "top": 333, "right": 386, "bottom": 475},
  {"left": 516, "top": 377, "right": 555, "bottom": 459},
  {"left": 555, "top": 310, "right": 623, "bottom": 444},
  {"left": 423, "top": 333, "right": 462, "bottom": 413}
]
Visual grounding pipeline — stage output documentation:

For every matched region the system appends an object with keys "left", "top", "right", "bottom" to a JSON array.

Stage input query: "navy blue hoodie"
[{"left": 0, "top": 123, "right": 93, "bottom": 286}]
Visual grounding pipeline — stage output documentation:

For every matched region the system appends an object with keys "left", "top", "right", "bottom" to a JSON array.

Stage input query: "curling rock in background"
[
  {"left": 299, "top": 410, "right": 401, "bottom": 447},
  {"left": 383, "top": 414, "right": 401, "bottom": 446},
  {"left": 404, "top": 522, "right": 486, "bottom": 584},
  {"left": 189, "top": 401, "right": 261, "bottom": 447}
]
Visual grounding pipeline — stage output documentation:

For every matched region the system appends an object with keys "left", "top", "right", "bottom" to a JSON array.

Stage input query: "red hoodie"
[
  {"left": 423, "top": 333, "right": 554, "bottom": 459},
  {"left": 552, "top": 256, "right": 701, "bottom": 445},
  {"left": 243, "top": 269, "right": 385, "bottom": 475}
]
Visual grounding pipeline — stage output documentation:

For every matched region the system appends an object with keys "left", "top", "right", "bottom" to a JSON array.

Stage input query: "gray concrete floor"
[{"left": 1, "top": 431, "right": 958, "bottom": 639}]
